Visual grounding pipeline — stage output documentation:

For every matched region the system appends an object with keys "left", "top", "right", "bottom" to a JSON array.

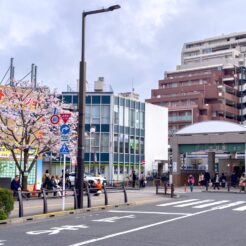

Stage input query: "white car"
[{"left": 68, "top": 172, "right": 107, "bottom": 186}]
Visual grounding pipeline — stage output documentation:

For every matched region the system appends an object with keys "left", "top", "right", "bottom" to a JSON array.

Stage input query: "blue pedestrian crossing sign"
[
  {"left": 60, "top": 143, "right": 70, "bottom": 154},
  {"left": 60, "top": 124, "right": 70, "bottom": 135}
]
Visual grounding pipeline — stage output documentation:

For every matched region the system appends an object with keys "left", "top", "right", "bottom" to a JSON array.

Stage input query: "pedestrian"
[
  {"left": 139, "top": 171, "right": 145, "bottom": 188},
  {"left": 219, "top": 173, "right": 227, "bottom": 188},
  {"left": 10, "top": 175, "right": 21, "bottom": 197},
  {"left": 231, "top": 172, "right": 238, "bottom": 188},
  {"left": 204, "top": 171, "right": 211, "bottom": 189},
  {"left": 187, "top": 174, "right": 195, "bottom": 192},
  {"left": 213, "top": 172, "right": 220, "bottom": 190},
  {"left": 198, "top": 172, "right": 204, "bottom": 187},
  {"left": 132, "top": 170, "right": 137, "bottom": 188},
  {"left": 239, "top": 173, "right": 246, "bottom": 192}
]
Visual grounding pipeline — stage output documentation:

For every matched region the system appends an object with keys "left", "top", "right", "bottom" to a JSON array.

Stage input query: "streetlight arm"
[{"left": 83, "top": 5, "right": 120, "bottom": 17}]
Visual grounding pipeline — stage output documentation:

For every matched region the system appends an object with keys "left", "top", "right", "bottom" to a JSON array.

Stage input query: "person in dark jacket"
[
  {"left": 132, "top": 171, "right": 137, "bottom": 188},
  {"left": 231, "top": 172, "right": 238, "bottom": 188},
  {"left": 11, "top": 175, "right": 21, "bottom": 196},
  {"left": 219, "top": 173, "right": 227, "bottom": 188},
  {"left": 204, "top": 171, "right": 211, "bottom": 189}
]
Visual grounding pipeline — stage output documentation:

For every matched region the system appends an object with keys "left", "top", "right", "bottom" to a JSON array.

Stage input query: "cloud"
[{"left": 1, "top": 0, "right": 246, "bottom": 100}]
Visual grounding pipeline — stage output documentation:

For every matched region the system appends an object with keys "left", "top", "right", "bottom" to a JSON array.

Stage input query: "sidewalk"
[{"left": 9, "top": 187, "right": 171, "bottom": 219}]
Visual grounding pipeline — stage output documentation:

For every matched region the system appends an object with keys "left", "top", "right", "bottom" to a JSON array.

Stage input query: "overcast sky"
[{"left": 1, "top": 0, "right": 246, "bottom": 100}]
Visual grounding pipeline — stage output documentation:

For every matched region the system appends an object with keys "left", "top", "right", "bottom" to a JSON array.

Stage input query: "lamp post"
[{"left": 77, "top": 5, "right": 121, "bottom": 209}]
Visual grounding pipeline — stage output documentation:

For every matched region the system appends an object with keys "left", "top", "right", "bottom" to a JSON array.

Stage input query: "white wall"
[{"left": 144, "top": 103, "right": 168, "bottom": 175}]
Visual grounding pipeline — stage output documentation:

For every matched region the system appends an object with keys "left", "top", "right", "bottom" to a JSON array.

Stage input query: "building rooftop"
[{"left": 176, "top": 120, "right": 246, "bottom": 135}]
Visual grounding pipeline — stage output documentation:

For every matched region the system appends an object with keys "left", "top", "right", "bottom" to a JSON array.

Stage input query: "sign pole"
[{"left": 62, "top": 154, "right": 66, "bottom": 211}]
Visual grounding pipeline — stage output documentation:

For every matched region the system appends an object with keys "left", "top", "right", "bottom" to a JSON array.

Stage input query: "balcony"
[{"left": 168, "top": 115, "right": 192, "bottom": 122}]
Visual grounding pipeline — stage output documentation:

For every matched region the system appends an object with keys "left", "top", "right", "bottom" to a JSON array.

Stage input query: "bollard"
[
  {"left": 227, "top": 184, "right": 230, "bottom": 192},
  {"left": 17, "top": 190, "right": 23, "bottom": 218},
  {"left": 103, "top": 185, "right": 108, "bottom": 206},
  {"left": 164, "top": 183, "right": 167, "bottom": 195},
  {"left": 42, "top": 189, "right": 48, "bottom": 214},
  {"left": 73, "top": 187, "right": 78, "bottom": 209},
  {"left": 122, "top": 185, "right": 128, "bottom": 203},
  {"left": 156, "top": 183, "right": 159, "bottom": 194},
  {"left": 85, "top": 183, "right": 91, "bottom": 208},
  {"left": 171, "top": 184, "right": 174, "bottom": 198}
]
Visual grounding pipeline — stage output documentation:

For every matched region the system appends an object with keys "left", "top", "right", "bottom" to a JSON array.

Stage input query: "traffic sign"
[
  {"left": 60, "top": 124, "right": 70, "bottom": 135},
  {"left": 60, "top": 143, "right": 70, "bottom": 154},
  {"left": 61, "top": 135, "right": 70, "bottom": 142},
  {"left": 50, "top": 114, "right": 60, "bottom": 125},
  {"left": 60, "top": 113, "right": 71, "bottom": 124}
]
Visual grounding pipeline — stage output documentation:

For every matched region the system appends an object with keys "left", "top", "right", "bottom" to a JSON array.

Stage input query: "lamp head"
[{"left": 107, "top": 5, "right": 121, "bottom": 11}]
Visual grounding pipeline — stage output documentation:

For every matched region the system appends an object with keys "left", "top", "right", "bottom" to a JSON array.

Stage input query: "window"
[
  {"left": 114, "top": 134, "right": 118, "bottom": 152},
  {"left": 63, "top": 95, "right": 72, "bottom": 104},
  {"left": 130, "top": 137, "right": 135, "bottom": 154},
  {"left": 140, "top": 137, "right": 144, "bottom": 154},
  {"left": 85, "top": 105, "right": 91, "bottom": 124},
  {"left": 125, "top": 134, "right": 129, "bottom": 153},
  {"left": 101, "top": 133, "right": 109, "bottom": 152},
  {"left": 91, "top": 105, "right": 100, "bottom": 124},
  {"left": 130, "top": 109, "right": 135, "bottom": 128},
  {"left": 119, "top": 106, "right": 124, "bottom": 126},
  {"left": 135, "top": 110, "right": 140, "bottom": 128},
  {"left": 101, "top": 105, "right": 110, "bottom": 124},
  {"left": 124, "top": 107, "right": 129, "bottom": 126},
  {"left": 140, "top": 111, "right": 144, "bottom": 129},
  {"left": 119, "top": 134, "right": 124, "bottom": 153},
  {"left": 114, "top": 105, "right": 119, "bottom": 125}
]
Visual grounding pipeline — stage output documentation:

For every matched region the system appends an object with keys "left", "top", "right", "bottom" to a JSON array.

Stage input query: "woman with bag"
[{"left": 187, "top": 174, "right": 195, "bottom": 192}]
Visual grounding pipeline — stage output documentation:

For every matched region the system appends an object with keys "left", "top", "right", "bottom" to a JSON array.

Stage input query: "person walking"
[
  {"left": 204, "top": 171, "right": 211, "bottom": 190},
  {"left": 139, "top": 171, "right": 145, "bottom": 188},
  {"left": 213, "top": 172, "right": 220, "bottom": 190},
  {"left": 198, "top": 172, "right": 204, "bottom": 188},
  {"left": 10, "top": 175, "right": 21, "bottom": 197},
  {"left": 239, "top": 173, "right": 246, "bottom": 192},
  {"left": 187, "top": 174, "right": 195, "bottom": 192},
  {"left": 132, "top": 170, "right": 137, "bottom": 188}
]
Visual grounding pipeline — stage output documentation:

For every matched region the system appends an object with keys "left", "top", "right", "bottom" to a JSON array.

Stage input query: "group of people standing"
[{"left": 187, "top": 171, "right": 246, "bottom": 192}]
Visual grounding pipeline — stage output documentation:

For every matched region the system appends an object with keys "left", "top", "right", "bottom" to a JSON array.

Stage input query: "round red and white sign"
[{"left": 50, "top": 114, "right": 60, "bottom": 125}]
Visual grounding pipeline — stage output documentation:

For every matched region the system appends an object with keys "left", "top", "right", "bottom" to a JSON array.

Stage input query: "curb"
[
  {"left": 202, "top": 190, "right": 246, "bottom": 194},
  {"left": 0, "top": 202, "right": 133, "bottom": 226}
]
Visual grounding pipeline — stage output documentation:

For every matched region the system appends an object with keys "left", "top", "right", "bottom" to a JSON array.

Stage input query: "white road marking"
[
  {"left": 213, "top": 201, "right": 246, "bottom": 210},
  {"left": 174, "top": 200, "right": 214, "bottom": 207},
  {"left": 92, "top": 215, "right": 135, "bottom": 223},
  {"left": 233, "top": 205, "right": 246, "bottom": 211},
  {"left": 157, "top": 199, "right": 199, "bottom": 207},
  {"left": 108, "top": 210, "right": 192, "bottom": 216},
  {"left": 26, "top": 225, "right": 88, "bottom": 235},
  {"left": 0, "top": 240, "right": 6, "bottom": 246},
  {"left": 67, "top": 208, "right": 218, "bottom": 246},
  {"left": 193, "top": 200, "right": 230, "bottom": 208}
]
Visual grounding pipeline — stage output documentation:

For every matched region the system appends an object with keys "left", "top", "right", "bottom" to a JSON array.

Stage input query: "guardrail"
[{"left": 16, "top": 184, "right": 128, "bottom": 218}]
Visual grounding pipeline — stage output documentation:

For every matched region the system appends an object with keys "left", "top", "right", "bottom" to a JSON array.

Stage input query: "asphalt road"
[{"left": 1, "top": 192, "right": 245, "bottom": 246}]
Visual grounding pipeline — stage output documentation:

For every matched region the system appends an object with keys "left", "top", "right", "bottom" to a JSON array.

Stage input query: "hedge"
[{"left": 0, "top": 188, "right": 14, "bottom": 220}]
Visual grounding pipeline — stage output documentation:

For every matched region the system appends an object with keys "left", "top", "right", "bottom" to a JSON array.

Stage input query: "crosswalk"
[{"left": 157, "top": 199, "right": 246, "bottom": 212}]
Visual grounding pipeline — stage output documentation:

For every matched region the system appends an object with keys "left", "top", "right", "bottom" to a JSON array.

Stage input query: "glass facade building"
[{"left": 60, "top": 91, "right": 145, "bottom": 180}]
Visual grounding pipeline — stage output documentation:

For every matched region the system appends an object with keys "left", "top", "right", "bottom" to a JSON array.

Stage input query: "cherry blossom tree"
[{"left": 0, "top": 83, "right": 77, "bottom": 190}]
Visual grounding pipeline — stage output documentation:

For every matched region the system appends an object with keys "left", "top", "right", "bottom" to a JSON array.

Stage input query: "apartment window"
[
  {"left": 114, "top": 105, "right": 119, "bottom": 125},
  {"left": 91, "top": 105, "right": 100, "bottom": 124},
  {"left": 119, "top": 134, "right": 124, "bottom": 153},
  {"left": 101, "top": 133, "right": 109, "bottom": 152},
  {"left": 124, "top": 107, "right": 129, "bottom": 127},
  {"left": 119, "top": 106, "right": 124, "bottom": 126}
]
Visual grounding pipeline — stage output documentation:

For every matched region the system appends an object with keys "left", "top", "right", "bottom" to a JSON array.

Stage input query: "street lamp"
[{"left": 77, "top": 5, "right": 121, "bottom": 209}]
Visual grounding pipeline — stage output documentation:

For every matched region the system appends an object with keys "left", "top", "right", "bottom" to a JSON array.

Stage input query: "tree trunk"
[{"left": 21, "top": 172, "right": 28, "bottom": 191}]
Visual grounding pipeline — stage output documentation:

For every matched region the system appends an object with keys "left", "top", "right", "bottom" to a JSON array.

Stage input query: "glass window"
[
  {"left": 130, "top": 109, "right": 135, "bottom": 128},
  {"left": 114, "top": 166, "right": 118, "bottom": 174},
  {"left": 101, "top": 133, "right": 109, "bottom": 152},
  {"left": 124, "top": 107, "right": 129, "bottom": 126},
  {"left": 140, "top": 111, "right": 144, "bottom": 129},
  {"left": 119, "top": 134, "right": 124, "bottom": 153},
  {"left": 135, "top": 110, "right": 140, "bottom": 128},
  {"left": 101, "top": 105, "right": 110, "bottom": 124},
  {"left": 91, "top": 105, "right": 100, "bottom": 124},
  {"left": 119, "top": 106, "right": 124, "bottom": 126},
  {"left": 140, "top": 137, "right": 144, "bottom": 155},
  {"left": 86, "top": 96, "right": 91, "bottom": 104},
  {"left": 85, "top": 105, "right": 91, "bottom": 124},
  {"left": 92, "top": 96, "right": 100, "bottom": 104},
  {"left": 125, "top": 134, "right": 129, "bottom": 154},
  {"left": 130, "top": 137, "right": 135, "bottom": 154},
  {"left": 101, "top": 96, "right": 110, "bottom": 104},
  {"left": 114, "top": 105, "right": 119, "bottom": 125},
  {"left": 114, "top": 96, "right": 119, "bottom": 105},
  {"left": 135, "top": 138, "right": 139, "bottom": 154},
  {"left": 63, "top": 95, "right": 72, "bottom": 104},
  {"left": 73, "top": 95, "right": 78, "bottom": 104},
  {"left": 114, "top": 134, "right": 118, "bottom": 152}
]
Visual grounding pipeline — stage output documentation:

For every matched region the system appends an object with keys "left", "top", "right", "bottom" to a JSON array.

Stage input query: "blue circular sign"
[{"left": 60, "top": 124, "right": 70, "bottom": 135}]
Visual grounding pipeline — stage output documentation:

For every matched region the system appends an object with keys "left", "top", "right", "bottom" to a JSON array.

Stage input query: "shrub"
[{"left": 0, "top": 188, "right": 14, "bottom": 220}]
